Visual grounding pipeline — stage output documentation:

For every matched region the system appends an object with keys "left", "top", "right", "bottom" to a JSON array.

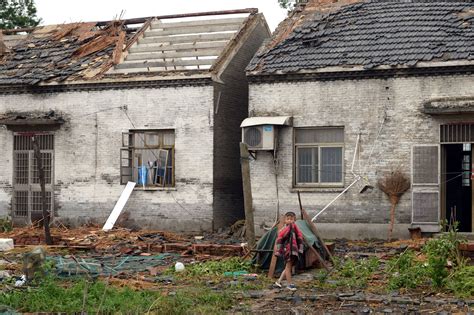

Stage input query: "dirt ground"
[{"left": 0, "top": 226, "right": 473, "bottom": 314}]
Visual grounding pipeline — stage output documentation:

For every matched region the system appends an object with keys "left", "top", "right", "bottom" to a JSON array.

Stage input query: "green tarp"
[{"left": 252, "top": 220, "right": 324, "bottom": 273}]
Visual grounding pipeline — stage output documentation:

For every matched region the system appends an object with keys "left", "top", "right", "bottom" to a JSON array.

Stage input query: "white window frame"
[{"left": 294, "top": 127, "right": 345, "bottom": 188}]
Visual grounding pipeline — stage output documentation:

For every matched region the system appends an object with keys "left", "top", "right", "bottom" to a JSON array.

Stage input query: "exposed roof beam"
[
  {"left": 1, "top": 8, "right": 258, "bottom": 34},
  {"left": 146, "top": 24, "right": 241, "bottom": 37},
  {"left": 115, "top": 58, "right": 216, "bottom": 69},
  {"left": 129, "top": 41, "right": 227, "bottom": 53},
  {"left": 139, "top": 32, "right": 235, "bottom": 45},
  {"left": 126, "top": 48, "right": 223, "bottom": 61},
  {"left": 153, "top": 17, "right": 246, "bottom": 29}
]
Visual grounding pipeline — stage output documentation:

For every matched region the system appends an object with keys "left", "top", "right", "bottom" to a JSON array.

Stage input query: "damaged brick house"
[
  {"left": 0, "top": 9, "right": 270, "bottom": 231},
  {"left": 244, "top": 0, "right": 474, "bottom": 239}
]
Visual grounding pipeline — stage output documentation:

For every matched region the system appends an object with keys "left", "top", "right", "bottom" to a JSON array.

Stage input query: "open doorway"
[{"left": 444, "top": 143, "right": 472, "bottom": 232}]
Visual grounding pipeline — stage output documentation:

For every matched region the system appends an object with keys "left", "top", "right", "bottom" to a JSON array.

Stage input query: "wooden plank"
[
  {"left": 147, "top": 24, "right": 241, "bottom": 37},
  {"left": 126, "top": 48, "right": 223, "bottom": 61},
  {"left": 116, "top": 58, "right": 216, "bottom": 70},
  {"left": 301, "top": 206, "right": 334, "bottom": 262},
  {"left": 297, "top": 191, "right": 333, "bottom": 261},
  {"left": 103, "top": 182, "right": 136, "bottom": 231},
  {"left": 113, "top": 31, "right": 126, "bottom": 65},
  {"left": 268, "top": 216, "right": 284, "bottom": 278},
  {"left": 130, "top": 41, "right": 227, "bottom": 53},
  {"left": 152, "top": 17, "right": 246, "bottom": 30},
  {"left": 124, "top": 19, "right": 152, "bottom": 52},
  {"left": 240, "top": 143, "right": 255, "bottom": 248},
  {"left": 139, "top": 32, "right": 234, "bottom": 45},
  {"left": 304, "top": 239, "right": 330, "bottom": 271}
]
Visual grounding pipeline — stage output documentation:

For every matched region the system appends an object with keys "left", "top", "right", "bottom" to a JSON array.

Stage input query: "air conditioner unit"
[{"left": 242, "top": 125, "right": 276, "bottom": 150}]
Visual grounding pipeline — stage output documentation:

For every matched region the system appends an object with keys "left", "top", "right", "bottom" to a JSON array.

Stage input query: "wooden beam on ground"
[
  {"left": 240, "top": 142, "right": 255, "bottom": 249},
  {"left": 268, "top": 215, "right": 284, "bottom": 278},
  {"left": 297, "top": 191, "right": 334, "bottom": 262},
  {"left": 301, "top": 207, "right": 334, "bottom": 262},
  {"left": 304, "top": 239, "right": 330, "bottom": 271}
]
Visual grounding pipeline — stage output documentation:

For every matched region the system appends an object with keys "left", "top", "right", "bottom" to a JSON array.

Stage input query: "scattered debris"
[{"left": 0, "top": 238, "right": 14, "bottom": 251}]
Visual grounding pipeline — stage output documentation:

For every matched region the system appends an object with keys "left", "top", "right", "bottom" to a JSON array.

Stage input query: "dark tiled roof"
[
  {"left": 248, "top": 1, "right": 474, "bottom": 74},
  {"left": 0, "top": 23, "right": 123, "bottom": 86}
]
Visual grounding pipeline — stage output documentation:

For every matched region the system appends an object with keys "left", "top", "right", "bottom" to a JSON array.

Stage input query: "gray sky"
[{"left": 35, "top": 0, "right": 287, "bottom": 31}]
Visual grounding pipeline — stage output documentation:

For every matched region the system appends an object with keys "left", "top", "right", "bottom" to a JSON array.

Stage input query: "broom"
[{"left": 378, "top": 170, "right": 410, "bottom": 241}]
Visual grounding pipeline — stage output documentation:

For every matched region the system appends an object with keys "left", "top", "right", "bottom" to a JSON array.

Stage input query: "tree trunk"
[
  {"left": 32, "top": 136, "right": 53, "bottom": 245},
  {"left": 388, "top": 195, "right": 400, "bottom": 241}
]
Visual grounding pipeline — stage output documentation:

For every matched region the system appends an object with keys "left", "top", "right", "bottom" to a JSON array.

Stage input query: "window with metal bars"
[
  {"left": 121, "top": 130, "right": 175, "bottom": 187},
  {"left": 294, "top": 127, "right": 344, "bottom": 187},
  {"left": 12, "top": 134, "right": 54, "bottom": 220}
]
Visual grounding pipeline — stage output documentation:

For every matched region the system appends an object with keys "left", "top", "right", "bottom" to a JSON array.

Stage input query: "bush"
[
  {"left": 422, "top": 222, "right": 464, "bottom": 288},
  {"left": 447, "top": 265, "right": 474, "bottom": 298},
  {"left": 387, "top": 249, "right": 427, "bottom": 290},
  {"left": 0, "top": 217, "right": 12, "bottom": 233},
  {"left": 329, "top": 257, "right": 380, "bottom": 288}
]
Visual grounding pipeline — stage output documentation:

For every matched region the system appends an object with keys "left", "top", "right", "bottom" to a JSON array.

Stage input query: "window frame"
[
  {"left": 293, "top": 127, "right": 345, "bottom": 188},
  {"left": 121, "top": 129, "right": 175, "bottom": 188}
]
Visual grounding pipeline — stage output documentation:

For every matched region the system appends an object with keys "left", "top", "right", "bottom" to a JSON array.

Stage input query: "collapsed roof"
[
  {"left": 0, "top": 9, "right": 267, "bottom": 87},
  {"left": 248, "top": 0, "right": 474, "bottom": 75}
]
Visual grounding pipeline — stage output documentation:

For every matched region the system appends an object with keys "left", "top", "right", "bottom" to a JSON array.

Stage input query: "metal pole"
[{"left": 311, "top": 176, "right": 361, "bottom": 222}]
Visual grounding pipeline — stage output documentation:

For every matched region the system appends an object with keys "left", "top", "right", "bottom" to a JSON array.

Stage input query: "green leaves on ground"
[
  {"left": 0, "top": 275, "right": 233, "bottom": 314},
  {"left": 317, "top": 257, "right": 380, "bottom": 289},
  {"left": 387, "top": 249, "right": 427, "bottom": 290}
]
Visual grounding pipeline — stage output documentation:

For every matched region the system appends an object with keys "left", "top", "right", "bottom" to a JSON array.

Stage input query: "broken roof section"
[
  {"left": 248, "top": 0, "right": 474, "bottom": 75},
  {"left": 0, "top": 9, "right": 267, "bottom": 86}
]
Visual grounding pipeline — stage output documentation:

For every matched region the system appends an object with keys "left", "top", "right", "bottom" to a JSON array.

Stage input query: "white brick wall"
[
  {"left": 248, "top": 74, "right": 474, "bottom": 238},
  {"left": 0, "top": 85, "right": 214, "bottom": 231}
]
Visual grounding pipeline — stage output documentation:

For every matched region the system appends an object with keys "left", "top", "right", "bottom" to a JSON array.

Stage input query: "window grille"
[
  {"left": 440, "top": 123, "right": 474, "bottom": 143},
  {"left": 12, "top": 134, "right": 54, "bottom": 222},
  {"left": 294, "top": 127, "right": 344, "bottom": 187}
]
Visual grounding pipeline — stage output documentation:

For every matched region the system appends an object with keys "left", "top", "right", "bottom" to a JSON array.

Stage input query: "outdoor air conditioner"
[{"left": 242, "top": 125, "right": 276, "bottom": 150}]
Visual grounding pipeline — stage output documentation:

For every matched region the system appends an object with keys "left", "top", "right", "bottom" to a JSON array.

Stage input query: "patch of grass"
[
  {"left": 422, "top": 222, "right": 464, "bottom": 288},
  {"left": 387, "top": 249, "right": 427, "bottom": 290},
  {"left": 317, "top": 257, "right": 380, "bottom": 289},
  {"left": 0, "top": 217, "right": 12, "bottom": 233},
  {"left": 170, "top": 257, "right": 253, "bottom": 279},
  {"left": 0, "top": 275, "right": 235, "bottom": 314},
  {"left": 446, "top": 265, "right": 474, "bottom": 299}
]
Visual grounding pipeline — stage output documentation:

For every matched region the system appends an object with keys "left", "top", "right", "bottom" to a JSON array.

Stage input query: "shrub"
[
  {"left": 447, "top": 265, "right": 474, "bottom": 298},
  {"left": 387, "top": 249, "right": 427, "bottom": 290}
]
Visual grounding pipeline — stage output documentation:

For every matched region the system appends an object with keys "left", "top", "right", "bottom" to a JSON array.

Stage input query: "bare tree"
[{"left": 31, "top": 136, "right": 52, "bottom": 245}]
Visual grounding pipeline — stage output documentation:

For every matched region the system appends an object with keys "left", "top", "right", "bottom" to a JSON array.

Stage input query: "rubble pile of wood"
[{"left": 0, "top": 226, "right": 246, "bottom": 257}]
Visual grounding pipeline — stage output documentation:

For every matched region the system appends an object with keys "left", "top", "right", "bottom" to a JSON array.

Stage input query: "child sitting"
[{"left": 274, "top": 211, "right": 304, "bottom": 291}]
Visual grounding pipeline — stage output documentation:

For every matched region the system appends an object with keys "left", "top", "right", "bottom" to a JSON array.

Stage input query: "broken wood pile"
[{"left": 0, "top": 226, "right": 246, "bottom": 257}]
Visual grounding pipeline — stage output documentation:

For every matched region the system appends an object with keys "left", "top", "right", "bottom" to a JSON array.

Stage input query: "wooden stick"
[
  {"left": 297, "top": 191, "right": 304, "bottom": 220},
  {"left": 304, "top": 239, "right": 330, "bottom": 271},
  {"left": 301, "top": 207, "right": 334, "bottom": 262},
  {"left": 268, "top": 216, "right": 284, "bottom": 278},
  {"left": 240, "top": 143, "right": 256, "bottom": 248}
]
